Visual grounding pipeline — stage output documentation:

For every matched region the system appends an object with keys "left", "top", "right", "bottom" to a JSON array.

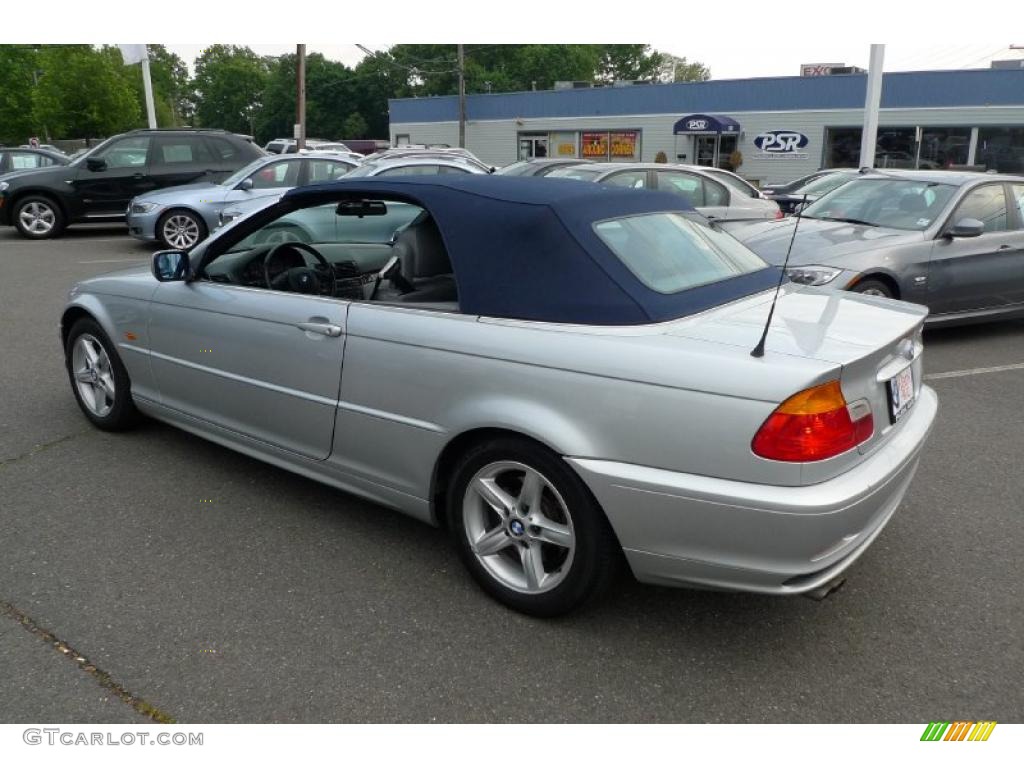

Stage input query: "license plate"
[{"left": 887, "top": 365, "right": 915, "bottom": 423}]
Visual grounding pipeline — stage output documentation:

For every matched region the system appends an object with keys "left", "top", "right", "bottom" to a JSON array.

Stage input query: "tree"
[
  {"left": 33, "top": 45, "right": 141, "bottom": 140},
  {"left": 662, "top": 55, "right": 712, "bottom": 83},
  {"left": 191, "top": 45, "right": 269, "bottom": 135},
  {"left": 593, "top": 45, "right": 665, "bottom": 83},
  {"left": 341, "top": 112, "right": 368, "bottom": 140},
  {"left": 0, "top": 46, "right": 41, "bottom": 143},
  {"left": 146, "top": 45, "right": 191, "bottom": 125}
]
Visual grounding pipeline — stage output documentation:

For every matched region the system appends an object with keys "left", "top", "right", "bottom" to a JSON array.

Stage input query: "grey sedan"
[
  {"left": 61, "top": 176, "right": 936, "bottom": 616},
  {"left": 547, "top": 162, "right": 782, "bottom": 221},
  {"left": 722, "top": 170, "right": 1024, "bottom": 325},
  {"left": 127, "top": 153, "right": 359, "bottom": 250}
]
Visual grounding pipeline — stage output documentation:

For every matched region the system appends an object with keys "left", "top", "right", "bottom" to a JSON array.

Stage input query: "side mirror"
[
  {"left": 946, "top": 217, "right": 984, "bottom": 238},
  {"left": 86, "top": 157, "right": 107, "bottom": 172},
  {"left": 152, "top": 250, "right": 190, "bottom": 282},
  {"left": 237, "top": 178, "right": 254, "bottom": 191}
]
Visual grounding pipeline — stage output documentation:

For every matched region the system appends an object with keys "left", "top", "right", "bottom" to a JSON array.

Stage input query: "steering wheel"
[{"left": 262, "top": 241, "right": 337, "bottom": 297}]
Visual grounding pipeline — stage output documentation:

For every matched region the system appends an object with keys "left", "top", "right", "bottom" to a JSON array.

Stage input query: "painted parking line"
[{"left": 925, "top": 362, "right": 1024, "bottom": 380}]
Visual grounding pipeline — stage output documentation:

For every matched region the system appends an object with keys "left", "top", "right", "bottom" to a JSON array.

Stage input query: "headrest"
[{"left": 394, "top": 212, "right": 451, "bottom": 279}]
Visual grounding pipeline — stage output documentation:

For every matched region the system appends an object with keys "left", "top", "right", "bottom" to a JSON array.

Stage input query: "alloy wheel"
[
  {"left": 18, "top": 201, "right": 56, "bottom": 235},
  {"left": 162, "top": 214, "right": 201, "bottom": 249},
  {"left": 71, "top": 334, "right": 116, "bottom": 417},
  {"left": 462, "top": 460, "right": 576, "bottom": 594}
]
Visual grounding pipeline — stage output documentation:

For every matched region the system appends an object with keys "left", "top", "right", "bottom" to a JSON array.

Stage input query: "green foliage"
[
  {"left": 191, "top": 45, "right": 269, "bottom": 135},
  {"left": 594, "top": 44, "right": 665, "bottom": 83},
  {"left": 33, "top": 45, "right": 141, "bottom": 140},
  {"left": 0, "top": 46, "right": 41, "bottom": 144},
  {"left": 670, "top": 57, "right": 712, "bottom": 83},
  {"left": 146, "top": 45, "right": 191, "bottom": 125}
]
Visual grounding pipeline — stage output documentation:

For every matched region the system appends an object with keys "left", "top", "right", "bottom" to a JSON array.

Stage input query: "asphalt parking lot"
[{"left": 1, "top": 224, "right": 1022, "bottom": 724}]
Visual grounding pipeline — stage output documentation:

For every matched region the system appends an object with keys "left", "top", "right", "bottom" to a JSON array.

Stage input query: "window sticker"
[{"left": 916, "top": 218, "right": 931, "bottom": 227}]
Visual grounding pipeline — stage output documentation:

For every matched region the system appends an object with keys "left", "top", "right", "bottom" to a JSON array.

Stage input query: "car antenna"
[{"left": 750, "top": 194, "right": 808, "bottom": 358}]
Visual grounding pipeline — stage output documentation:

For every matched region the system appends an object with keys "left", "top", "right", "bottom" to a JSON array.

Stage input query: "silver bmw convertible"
[{"left": 61, "top": 176, "right": 938, "bottom": 616}]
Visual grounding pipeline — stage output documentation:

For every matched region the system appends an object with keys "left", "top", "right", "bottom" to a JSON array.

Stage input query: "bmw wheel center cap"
[{"left": 509, "top": 519, "right": 525, "bottom": 536}]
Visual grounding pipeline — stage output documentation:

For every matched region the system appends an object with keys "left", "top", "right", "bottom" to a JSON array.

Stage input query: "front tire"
[
  {"left": 158, "top": 209, "right": 207, "bottom": 250},
  {"left": 14, "top": 195, "right": 65, "bottom": 239},
  {"left": 448, "top": 437, "right": 621, "bottom": 617},
  {"left": 65, "top": 318, "right": 139, "bottom": 431},
  {"left": 850, "top": 278, "right": 895, "bottom": 299}
]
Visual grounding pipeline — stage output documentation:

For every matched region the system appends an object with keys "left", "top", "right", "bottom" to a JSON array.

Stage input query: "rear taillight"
[
  {"left": 774, "top": 207, "right": 784, "bottom": 219},
  {"left": 752, "top": 380, "right": 873, "bottom": 462}
]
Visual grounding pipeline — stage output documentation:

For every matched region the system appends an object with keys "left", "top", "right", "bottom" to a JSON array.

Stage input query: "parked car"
[
  {"left": 766, "top": 169, "right": 859, "bottom": 215},
  {"left": 761, "top": 170, "right": 837, "bottom": 196},
  {"left": 496, "top": 158, "right": 595, "bottom": 177},
  {"left": 546, "top": 163, "right": 782, "bottom": 220},
  {"left": 698, "top": 167, "right": 768, "bottom": 200},
  {"left": 0, "top": 147, "right": 68, "bottom": 176},
  {"left": 127, "top": 152, "right": 359, "bottom": 250},
  {"left": 344, "top": 155, "right": 489, "bottom": 178},
  {"left": 60, "top": 175, "right": 937, "bottom": 616},
  {"left": 0, "top": 129, "right": 264, "bottom": 239},
  {"left": 361, "top": 146, "right": 494, "bottom": 173},
  {"left": 721, "top": 170, "right": 1024, "bottom": 325}
]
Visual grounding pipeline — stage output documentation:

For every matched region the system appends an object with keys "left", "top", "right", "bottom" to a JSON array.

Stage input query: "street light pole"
[
  {"left": 296, "top": 44, "right": 307, "bottom": 150},
  {"left": 457, "top": 43, "right": 466, "bottom": 148}
]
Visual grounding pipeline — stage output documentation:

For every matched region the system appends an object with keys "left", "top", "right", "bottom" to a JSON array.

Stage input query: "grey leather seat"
[{"left": 391, "top": 213, "right": 458, "bottom": 303}]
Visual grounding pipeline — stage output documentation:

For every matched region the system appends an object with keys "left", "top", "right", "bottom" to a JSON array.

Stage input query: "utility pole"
[
  {"left": 296, "top": 44, "right": 307, "bottom": 150},
  {"left": 457, "top": 43, "right": 466, "bottom": 148},
  {"left": 858, "top": 44, "right": 885, "bottom": 170}
]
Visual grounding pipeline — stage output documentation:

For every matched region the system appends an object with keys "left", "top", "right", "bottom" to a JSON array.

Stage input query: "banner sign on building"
[
  {"left": 610, "top": 131, "right": 639, "bottom": 160},
  {"left": 581, "top": 132, "right": 609, "bottom": 159},
  {"left": 800, "top": 62, "right": 844, "bottom": 76}
]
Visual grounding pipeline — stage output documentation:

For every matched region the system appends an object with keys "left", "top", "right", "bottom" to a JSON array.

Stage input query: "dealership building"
[{"left": 388, "top": 68, "right": 1024, "bottom": 185}]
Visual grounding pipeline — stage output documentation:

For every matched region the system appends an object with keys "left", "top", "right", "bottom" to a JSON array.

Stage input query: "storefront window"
[
  {"left": 825, "top": 126, "right": 974, "bottom": 169},
  {"left": 976, "top": 127, "right": 1024, "bottom": 173}
]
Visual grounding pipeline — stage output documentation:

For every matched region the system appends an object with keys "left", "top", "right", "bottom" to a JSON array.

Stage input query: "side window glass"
[
  {"left": 206, "top": 137, "right": 238, "bottom": 162},
  {"left": 703, "top": 178, "right": 729, "bottom": 207},
  {"left": 96, "top": 136, "right": 150, "bottom": 169},
  {"left": 248, "top": 160, "right": 301, "bottom": 189},
  {"left": 604, "top": 170, "right": 647, "bottom": 189},
  {"left": 155, "top": 138, "right": 214, "bottom": 165},
  {"left": 1010, "top": 184, "right": 1024, "bottom": 228},
  {"left": 307, "top": 160, "right": 351, "bottom": 184},
  {"left": 438, "top": 165, "right": 471, "bottom": 174},
  {"left": 378, "top": 165, "right": 440, "bottom": 177},
  {"left": 952, "top": 185, "right": 1008, "bottom": 233},
  {"left": 10, "top": 152, "right": 44, "bottom": 170},
  {"left": 657, "top": 171, "right": 703, "bottom": 206}
]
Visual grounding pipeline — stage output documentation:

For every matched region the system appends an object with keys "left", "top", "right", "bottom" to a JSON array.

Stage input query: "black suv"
[{"left": 0, "top": 129, "right": 263, "bottom": 239}]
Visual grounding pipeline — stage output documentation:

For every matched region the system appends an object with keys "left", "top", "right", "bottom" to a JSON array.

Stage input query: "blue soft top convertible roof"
[{"left": 285, "top": 175, "right": 776, "bottom": 325}]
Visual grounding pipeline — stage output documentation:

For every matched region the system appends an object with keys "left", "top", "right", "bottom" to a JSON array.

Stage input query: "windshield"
[
  {"left": 547, "top": 166, "right": 603, "bottom": 181},
  {"left": 795, "top": 172, "right": 855, "bottom": 197},
  {"left": 496, "top": 161, "right": 533, "bottom": 176},
  {"left": 801, "top": 178, "right": 958, "bottom": 230},
  {"left": 594, "top": 212, "right": 767, "bottom": 294}
]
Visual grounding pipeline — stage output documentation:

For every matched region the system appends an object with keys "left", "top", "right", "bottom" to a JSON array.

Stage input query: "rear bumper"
[{"left": 568, "top": 384, "right": 938, "bottom": 595}]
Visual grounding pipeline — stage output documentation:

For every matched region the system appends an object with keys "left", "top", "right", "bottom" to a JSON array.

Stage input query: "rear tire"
[
  {"left": 65, "top": 318, "right": 139, "bottom": 431},
  {"left": 850, "top": 278, "right": 895, "bottom": 299},
  {"left": 447, "top": 436, "right": 621, "bottom": 617},
  {"left": 14, "top": 195, "right": 65, "bottom": 239}
]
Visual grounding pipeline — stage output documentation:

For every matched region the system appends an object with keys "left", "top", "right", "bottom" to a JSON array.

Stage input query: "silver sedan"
[
  {"left": 547, "top": 162, "right": 782, "bottom": 221},
  {"left": 61, "top": 176, "right": 936, "bottom": 616},
  {"left": 126, "top": 153, "right": 359, "bottom": 250}
]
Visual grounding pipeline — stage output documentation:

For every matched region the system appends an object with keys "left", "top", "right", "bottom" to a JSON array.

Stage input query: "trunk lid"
[{"left": 669, "top": 285, "right": 928, "bottom": 479}]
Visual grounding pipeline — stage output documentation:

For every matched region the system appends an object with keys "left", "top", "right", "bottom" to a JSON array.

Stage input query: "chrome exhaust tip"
[{"left": 803, "top": 576, "right": 847, "bottom": 601}]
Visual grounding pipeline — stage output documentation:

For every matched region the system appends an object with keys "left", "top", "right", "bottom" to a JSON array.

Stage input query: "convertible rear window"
[{"left": 594, "top": 213, "right": 767, "bottom": 294}]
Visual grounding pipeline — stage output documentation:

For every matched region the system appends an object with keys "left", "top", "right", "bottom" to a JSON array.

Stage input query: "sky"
[{"left": 165, "top": 43, "right": 1024, "bottom": 82}]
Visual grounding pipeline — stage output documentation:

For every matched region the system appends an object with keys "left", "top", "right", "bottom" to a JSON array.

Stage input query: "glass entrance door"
[
  {"left": 518, "top": 134, "right": 548, "bottom": 161},
  {"left": 695, "top": 135, "right": 717, "bottom": 166}
]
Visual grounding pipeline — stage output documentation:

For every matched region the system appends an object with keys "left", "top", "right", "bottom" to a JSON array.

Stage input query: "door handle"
[
  {"left": 297, "top": 322, "right": 343, "bottom": 337},
  {"left": 997, "top": 244, "right": 1012, "bottom": 251}
]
